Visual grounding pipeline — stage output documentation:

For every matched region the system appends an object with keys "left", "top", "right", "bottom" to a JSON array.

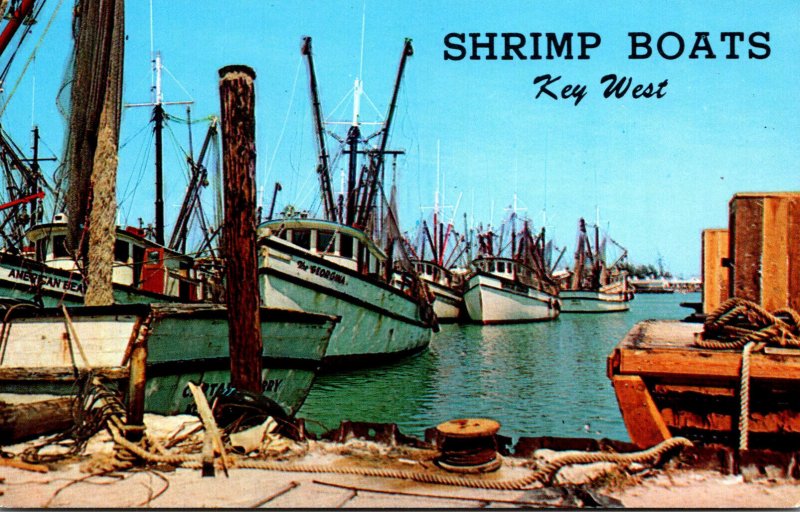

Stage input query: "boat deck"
[{"left": 607, "top": 320, "right": 800, "bottom": 449}]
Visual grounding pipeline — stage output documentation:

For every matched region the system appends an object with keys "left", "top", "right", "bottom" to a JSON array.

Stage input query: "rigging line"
[
  {"left": 0, "top": 0, "right": 64, "bottom": 118},
  {"left": 0, "top": 0, "right": 47, "bottom": 83},
  {"left": 119, "top": 131, "right": 154, "bottom": 223},
  {"left": 160, "top": 63, "right": 194, "bottom": 103},
  {"left": 264, "top": 54, "right": 303, "bottom": 188},
  {"left": 360, "top": 90, "right": 385, "bottom": 122},
  {"left": 323, "top": 84, "right": 355, "bottom": 123}
]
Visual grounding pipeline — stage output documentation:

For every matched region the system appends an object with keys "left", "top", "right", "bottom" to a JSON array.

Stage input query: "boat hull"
[
  {"left": 560, "top": 290, "right": 631, "bottom": 313},
  {"left": 425, "top": 280, "right": 463, "bottom": 322},
  {"left": 463, "top": 272, "right": 560, "bottom": 324},
  {"left": 0, "top": 253, "right": 177, "bottom": 306},
  {"left": 0, "top": 304, "right": 336, "bottom": 418},
  {"left": 259, "top": 239, "right": 432, "bottom": 370}
]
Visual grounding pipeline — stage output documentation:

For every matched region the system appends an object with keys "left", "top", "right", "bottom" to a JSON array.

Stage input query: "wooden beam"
[
  {"left": 617, "top": 347, "right": 800, "bottom": 381},
  {"left": 611, "top": 375, "right": 671, "bottom": 449},
  {"left": 0, "top": 397, "right": 74, "bottom": 444},
  {"left": 218, "top": 65, "right": 263, "bottom": 394}
]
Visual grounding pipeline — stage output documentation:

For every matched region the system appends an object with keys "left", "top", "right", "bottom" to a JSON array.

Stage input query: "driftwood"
[{"left": 0, "top": 397, "right": 74, "bottom": 444}]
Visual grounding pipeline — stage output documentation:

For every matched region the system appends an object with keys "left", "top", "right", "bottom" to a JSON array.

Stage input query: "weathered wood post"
[{"left": 219, "top": 65, "right": 263, "bottom": 393}]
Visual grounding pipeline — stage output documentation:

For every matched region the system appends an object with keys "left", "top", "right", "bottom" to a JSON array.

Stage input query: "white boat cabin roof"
[
  {"left": 258, "top": 218, "right": 386, "bottom": 262},
  {"left": 26, "top": 222, "right": 194, "bottom": 266}
]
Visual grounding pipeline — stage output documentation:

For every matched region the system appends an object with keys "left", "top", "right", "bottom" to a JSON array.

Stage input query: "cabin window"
[
  {"left": 52, "top": 235, "right": 69, "bottom": 258},
  {"left": 147, "top": 250, "right": 161, "bottom": 264},
  {"left": 339, "top": 234, "right": 353, "bottom": 258},
  {"left": 316, "top": 230, "right": 335, "bottom": 253},
  {"left": 278, "top": 230, "right": 288, "bottom": 240},
  {"left": 291, "top": 230, "right": 311, "bottom": 249},
  {"left": 114, "top": 240, "right": 130, "bottom": 263},
  {"left": 426, "top": 264, "right": 433, "bottom": 275},
  {"left": 488, "top": 261, "right": 495, "bottom": 272},
  {"left": 497, "top": 261, "right": 505, "bottom": 273},
  {"left": 35, "top": 239, "right": 47, "bottom": 261}
]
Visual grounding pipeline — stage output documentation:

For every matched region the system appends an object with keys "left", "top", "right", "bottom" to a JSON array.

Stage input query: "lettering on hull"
[{"left": 5, "top": 267, "right": 85, "bottom": 293}]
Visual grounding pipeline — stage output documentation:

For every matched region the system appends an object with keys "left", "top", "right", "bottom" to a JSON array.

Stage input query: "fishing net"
[{"left": 54, "top": 0, "right": 124, "bottom": 304}]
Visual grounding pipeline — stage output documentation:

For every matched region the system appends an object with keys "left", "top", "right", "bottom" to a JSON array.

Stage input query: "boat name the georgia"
[
  {"left": 296, "top": 261, "right": 347, "bottom": 285},
  {"left": 6, "top": 267, "right": 85, "bottom": 292}
]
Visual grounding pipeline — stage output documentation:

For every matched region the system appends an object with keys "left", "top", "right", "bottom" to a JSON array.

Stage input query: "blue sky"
[{"left": 1, "top": 1, "right": 798, "bottom": 277}]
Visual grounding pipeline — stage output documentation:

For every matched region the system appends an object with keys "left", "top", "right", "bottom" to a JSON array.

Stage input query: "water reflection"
[{"left": 299, "top": 293, "right": 698, "bottom": 442}]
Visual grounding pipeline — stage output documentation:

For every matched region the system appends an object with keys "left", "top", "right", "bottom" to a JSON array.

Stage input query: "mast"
[
  {"left": 301, "top": 37, "right": 336, "bottom": 220},
  {"left": 169, "top": 118, "right": 218, "bottom": 252},
  {"left": 353, "top": 38, "right": 413, "bottom": 228},
  {"left": 153, "top": 62, "right": 164, "bottom": 244},
  {"left": 125, "top": 52, "right": 192, "bottom": 246}
]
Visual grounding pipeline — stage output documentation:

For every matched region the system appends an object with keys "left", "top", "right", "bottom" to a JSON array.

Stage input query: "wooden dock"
[{"left": 607, "top": 320, "right": 800, "bottom": 449}]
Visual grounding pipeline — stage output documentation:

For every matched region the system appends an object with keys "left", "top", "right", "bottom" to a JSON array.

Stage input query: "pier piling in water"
[{"left": 219, "top": 65, "right": 262, "bottom": 393}]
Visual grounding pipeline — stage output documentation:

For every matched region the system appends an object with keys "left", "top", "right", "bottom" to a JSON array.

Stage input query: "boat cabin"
[
  {"left": 411, "top": 259, "right": 463, "bottom": 289},
  {"left": 26, "top": 217, "right": 203, "bottom": 301},
  {"left": 258, "top": 218, "right": 387, "bottom": 277},
  {"left": 471, "top": 256, "right": 535, "bottom": 281}
]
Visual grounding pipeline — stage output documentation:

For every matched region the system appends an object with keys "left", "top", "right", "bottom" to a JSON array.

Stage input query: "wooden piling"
[
  {"left": 729, "top": 192, "right": 800, "bottom": 311},
  {"left": 702, "top": 228, "right": 729, "bottom": 314},
  {"left": 218, "top": 65, "right": 263, "bottom": 393}
]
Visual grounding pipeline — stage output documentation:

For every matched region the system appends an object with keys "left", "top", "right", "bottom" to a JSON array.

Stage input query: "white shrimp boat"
[
  {"left": 464, "top": 257, "right": 560, "bottom": 324},
  {"left": 410, "top": 260, "right": 465, "bottom": 322},
  {"left": 258, "top": 219, "right": 434, "bottom": 370}
]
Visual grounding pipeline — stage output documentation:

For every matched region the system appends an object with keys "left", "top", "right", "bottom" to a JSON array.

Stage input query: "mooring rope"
[
  {"left": 108, "top": 422, "right": 691, "bottom": 490},
  {"left": 697, "top": 297, "right": 800, "bottom": 450}
]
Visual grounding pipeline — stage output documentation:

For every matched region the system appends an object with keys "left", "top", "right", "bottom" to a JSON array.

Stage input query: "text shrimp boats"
[
  {"left": 464, "top": 210, "right": 561, "bottom": 324},
  {"left": 257, "top": 37, "right": 435, "bottom": 370},
  {"left": 560, "top": 217, "right": 633, "bottom": 313}
]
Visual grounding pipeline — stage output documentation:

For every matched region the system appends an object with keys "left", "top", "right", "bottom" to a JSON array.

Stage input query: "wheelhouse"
[
  {"left": 26, "top": 219, "right": 204, "bottom": 301},
  {"left": 258, "top": 218, "right": 387, "bottom": 276}
]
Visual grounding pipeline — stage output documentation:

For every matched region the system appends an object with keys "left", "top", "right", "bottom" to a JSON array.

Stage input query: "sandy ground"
[{"left": 1, "top": 414, "right": 799, "bottom": 508}]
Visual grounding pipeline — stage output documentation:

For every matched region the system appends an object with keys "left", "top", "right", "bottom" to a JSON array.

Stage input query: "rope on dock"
[
  {"left": 739, "top": 341, "right": 755, "bottom": 451},
  {"left": 698, "top": 297, "right": 800, "bottom": 349},
  {"left": 107, "top": 421, "right": 691, "bottom": 490},
  {"left": 697, "top": 297, "right": 800, "bottom": 450}
]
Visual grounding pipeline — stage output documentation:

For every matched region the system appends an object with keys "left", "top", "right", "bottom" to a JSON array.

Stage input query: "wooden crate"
[
  {"left": 702, "top": 228, "right": 729, "bottom": 314},
  {"left": 729, "top": 192, "right": 800, "bottom": 311}
]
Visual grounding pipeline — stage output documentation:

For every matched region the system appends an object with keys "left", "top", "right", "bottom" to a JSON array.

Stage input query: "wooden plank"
[
  {"left": 611, "top": 375, "right": 671, "bottom": 448},
  {"left": 729, "top": 194, "right": 763, "bottom": 304},
  {"left": 618, "top": 347, "right": 800, "bottom": 381},
  {"left": 702, "top": 228, "right": 729, "bottom": 314},
  {"left": 0, "top": 397, "right": 74, "bottom": 444},
  {"left": 761, "top": 196, "right": 789, "bottom": 311},
  {"left": 788, "top": 195, "right": 800, "bottom": 310},
  {"left": 0, "top": 366, "right": 128, "bottom": 381},
  {"left": 662, "top": 408, "right": 800, "bottom": 434}
]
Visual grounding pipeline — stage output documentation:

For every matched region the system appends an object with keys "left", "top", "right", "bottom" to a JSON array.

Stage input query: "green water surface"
[{"left": 299, "top": 292, "right": 698, "bottom": 443}]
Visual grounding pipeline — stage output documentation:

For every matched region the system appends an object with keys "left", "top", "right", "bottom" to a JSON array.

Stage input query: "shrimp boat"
[
  {"left": 0, "top": 53, "right": 225, "bottom": 308},
  {"left": 0, "top": 304, "right": 336, "bottom": 423},
  {"left": 406, "top": 154, "right": 468, "bottom": 323},
  {"left": 0, "top": 3, "right": 336, "bottom": 443},
  {"left": 257, "top": 37, "right": 434, "bottom": 370},
  {"left": 464, "top": 213, "right": 561, "bottom": 324},
  {"left": 560, "top": 218, "right": 633, "bottom": 313}
]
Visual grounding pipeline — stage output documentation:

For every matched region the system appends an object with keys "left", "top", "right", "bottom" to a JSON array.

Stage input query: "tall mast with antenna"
[{"left": 125, "top": 52, "right": 192, "bottom": 245}]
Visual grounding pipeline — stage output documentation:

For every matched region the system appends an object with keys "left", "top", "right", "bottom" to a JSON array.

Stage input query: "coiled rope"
[
  {"left": 108, "top": 422, "right": 691, "bottom": 490},
  {"left": 697, "top": 297, "right": 800, "bottom": 450}
]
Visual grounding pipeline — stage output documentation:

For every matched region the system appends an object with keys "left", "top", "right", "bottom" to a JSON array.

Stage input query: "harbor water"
[{"left": 299, "top": 292, "right": 699, "bottom": 443}]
